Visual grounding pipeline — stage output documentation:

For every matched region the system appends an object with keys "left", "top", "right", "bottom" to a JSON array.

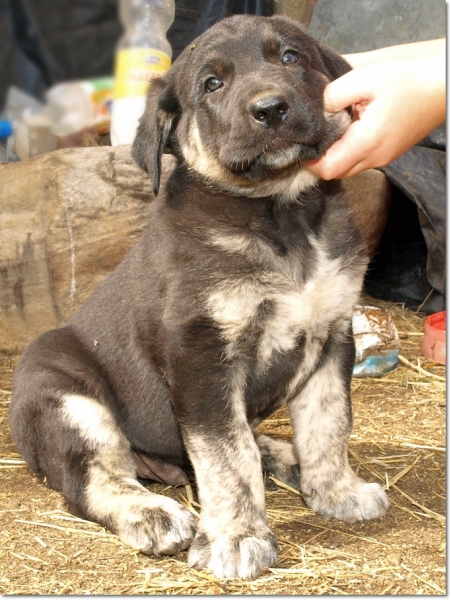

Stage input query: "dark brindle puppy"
[{"left": 9, "top": 15, "right": 389, "bottom": 580}]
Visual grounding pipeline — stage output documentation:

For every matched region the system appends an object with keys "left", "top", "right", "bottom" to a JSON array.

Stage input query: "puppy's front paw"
[
  {"left": 115, "top": 494, "right": 196, "bottom": 555},
  {"left": 188, "top": 529, "right": 278, "bottom": 580},
  {"left": 303, "top": 477, "right": 390, "bottom": 523}
]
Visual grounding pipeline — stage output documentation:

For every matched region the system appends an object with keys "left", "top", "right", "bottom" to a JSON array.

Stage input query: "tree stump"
[{"left": 0, "top": 146, "right": 176, "bottom": 352}]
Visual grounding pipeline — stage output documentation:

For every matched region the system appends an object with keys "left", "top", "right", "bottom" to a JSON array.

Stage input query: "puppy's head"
[{"left": 132, "top": 15, "right": 351, "bottom": 198}]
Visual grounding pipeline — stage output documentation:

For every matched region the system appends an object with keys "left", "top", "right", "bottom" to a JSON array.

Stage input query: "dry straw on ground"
[{"left": 0, "top": 297, "right": 445, "bottom": 594}]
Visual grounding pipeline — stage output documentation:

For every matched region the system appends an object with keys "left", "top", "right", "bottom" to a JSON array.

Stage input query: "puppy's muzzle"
[{"left": 251, "top": 94, "right": 290, "bottom": 129}]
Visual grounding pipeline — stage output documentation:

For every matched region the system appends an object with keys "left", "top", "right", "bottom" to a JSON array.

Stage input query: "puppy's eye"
[
  {"left": 281, "top": 51, "right": 299, "bottom": 65},
  {"left": 205, "top": 77, "right": 223, "bottom": 93}
]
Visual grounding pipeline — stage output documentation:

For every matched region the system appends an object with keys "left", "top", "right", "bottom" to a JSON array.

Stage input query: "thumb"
[{"left": 323, "top": 69, "right": 371, "bottom": 114}]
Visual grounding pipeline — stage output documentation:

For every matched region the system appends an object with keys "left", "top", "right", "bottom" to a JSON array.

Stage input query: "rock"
[
  {"left": 309, "top": 0, "right": 446, "bottom": 53},
  {"left": 386, "top": 552, "right": 402, "bottom": 566}
]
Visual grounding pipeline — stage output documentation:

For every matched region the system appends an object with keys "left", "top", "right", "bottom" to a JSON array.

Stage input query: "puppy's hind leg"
[
  {"left": 9, "top": 347, "right": 195, "bottom": 555},
  {"left": 60, "top": 393, "right": 196, "bottom": 555}
]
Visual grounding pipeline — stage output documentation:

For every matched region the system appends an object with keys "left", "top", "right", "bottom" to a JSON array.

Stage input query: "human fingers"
[
  {"left": 309, "top": 59, "right": 445, "bottom": 179},
  {"left": 305, "top": 119, "right": 376, "bottom": 180},
  {"left": 322, "top": 69, "right": 376, "bottom": 115}
]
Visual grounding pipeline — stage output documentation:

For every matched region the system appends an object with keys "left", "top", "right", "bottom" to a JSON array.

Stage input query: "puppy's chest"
[{"left": 206, "top": 244, "right": 363, "bottom": 367}]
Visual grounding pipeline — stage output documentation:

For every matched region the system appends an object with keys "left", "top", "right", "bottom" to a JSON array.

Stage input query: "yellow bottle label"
[{"left": 113, "top": 48, "right": 171, "bottom": 99}]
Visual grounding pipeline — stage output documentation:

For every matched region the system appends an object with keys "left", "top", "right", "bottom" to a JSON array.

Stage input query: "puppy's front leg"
[
  {"left": 172, "top": 368, "right": 277, "bottom": 580},
  {"left": 289, "top": 323, "right": 390, "bottom": 522}
]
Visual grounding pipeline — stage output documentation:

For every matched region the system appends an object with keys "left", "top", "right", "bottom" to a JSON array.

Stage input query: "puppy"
[{"left": 9, "top": 15, "right": 389, "bottom": 580}]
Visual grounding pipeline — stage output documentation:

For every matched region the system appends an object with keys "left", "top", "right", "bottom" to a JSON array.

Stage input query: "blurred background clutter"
[{"left": 0, "top": 0, "right": 275, "bottom": 160}]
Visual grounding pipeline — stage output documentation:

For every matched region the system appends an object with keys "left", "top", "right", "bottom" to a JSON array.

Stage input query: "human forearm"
[{"left": 344, "top": 38, "right": 445, "bottom": 68}]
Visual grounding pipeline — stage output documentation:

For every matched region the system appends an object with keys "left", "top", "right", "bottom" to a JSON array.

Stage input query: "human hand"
[{"left": 306, "top": 54, "right": 445, "bottom": 179}]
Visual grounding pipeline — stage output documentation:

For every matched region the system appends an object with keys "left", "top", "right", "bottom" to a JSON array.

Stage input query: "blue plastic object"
[
  {"left": 0, "top": 120, "right": 13, "bottom": 138},
  {"left": 353, "top": 349, "right": 400, "bottom": 378}
]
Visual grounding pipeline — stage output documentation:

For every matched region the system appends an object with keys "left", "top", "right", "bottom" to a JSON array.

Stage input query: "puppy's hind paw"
[
  {"left": 188, "top": 529, "right": 278, "bottom": 580},
  {"left": 115, "top": 494, "right": 196, "bottom": 556}
]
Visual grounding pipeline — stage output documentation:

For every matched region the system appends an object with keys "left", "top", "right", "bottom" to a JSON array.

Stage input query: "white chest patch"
[{"left": 206, "top": 241, "right": 363, "bottom": 366}]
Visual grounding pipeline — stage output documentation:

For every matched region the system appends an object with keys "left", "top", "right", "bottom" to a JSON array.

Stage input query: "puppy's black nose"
[{"left": 251, "top": 95, "right": 289, "bottom": 128}]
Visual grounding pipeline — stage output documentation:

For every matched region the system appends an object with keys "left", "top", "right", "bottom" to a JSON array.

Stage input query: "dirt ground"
[{"left": 0, "top": 298, "right": 445, "bottom": 595}]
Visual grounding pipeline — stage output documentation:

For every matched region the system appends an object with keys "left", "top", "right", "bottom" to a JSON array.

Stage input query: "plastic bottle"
[
  {"left": 0, "top": 87, "right": 44, "bottom": 161},
  {"left": 46, "top": 78, "right": 114, "bottom": 138},
  {"left": 110, "top": 0, "right": 175, "bottom": 146}
]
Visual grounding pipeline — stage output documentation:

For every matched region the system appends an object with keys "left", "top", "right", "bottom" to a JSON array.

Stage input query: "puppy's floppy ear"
[
  {"left": 315, "top": 40, "right": 352, "bottom": 81},
  {"left": 132, "top": 75, "right": 180, "bottom": 196},
  {"left": 314, "top": 40, "right": 353, "bottom": 117}
]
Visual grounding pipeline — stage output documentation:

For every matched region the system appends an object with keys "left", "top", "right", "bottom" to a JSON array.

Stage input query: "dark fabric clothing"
[{"left": 365, "top": 125, "right": 446, "bottom": 314}]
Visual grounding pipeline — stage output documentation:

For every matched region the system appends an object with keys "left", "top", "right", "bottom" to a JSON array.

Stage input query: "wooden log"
[{"left": 0, "top": 146, "right": 175, "bottom": 352}]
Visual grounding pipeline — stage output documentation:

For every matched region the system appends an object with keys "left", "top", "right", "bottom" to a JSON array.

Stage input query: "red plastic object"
[{"left": 421, "top": 311, "right": 446, "bottom": 365}]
